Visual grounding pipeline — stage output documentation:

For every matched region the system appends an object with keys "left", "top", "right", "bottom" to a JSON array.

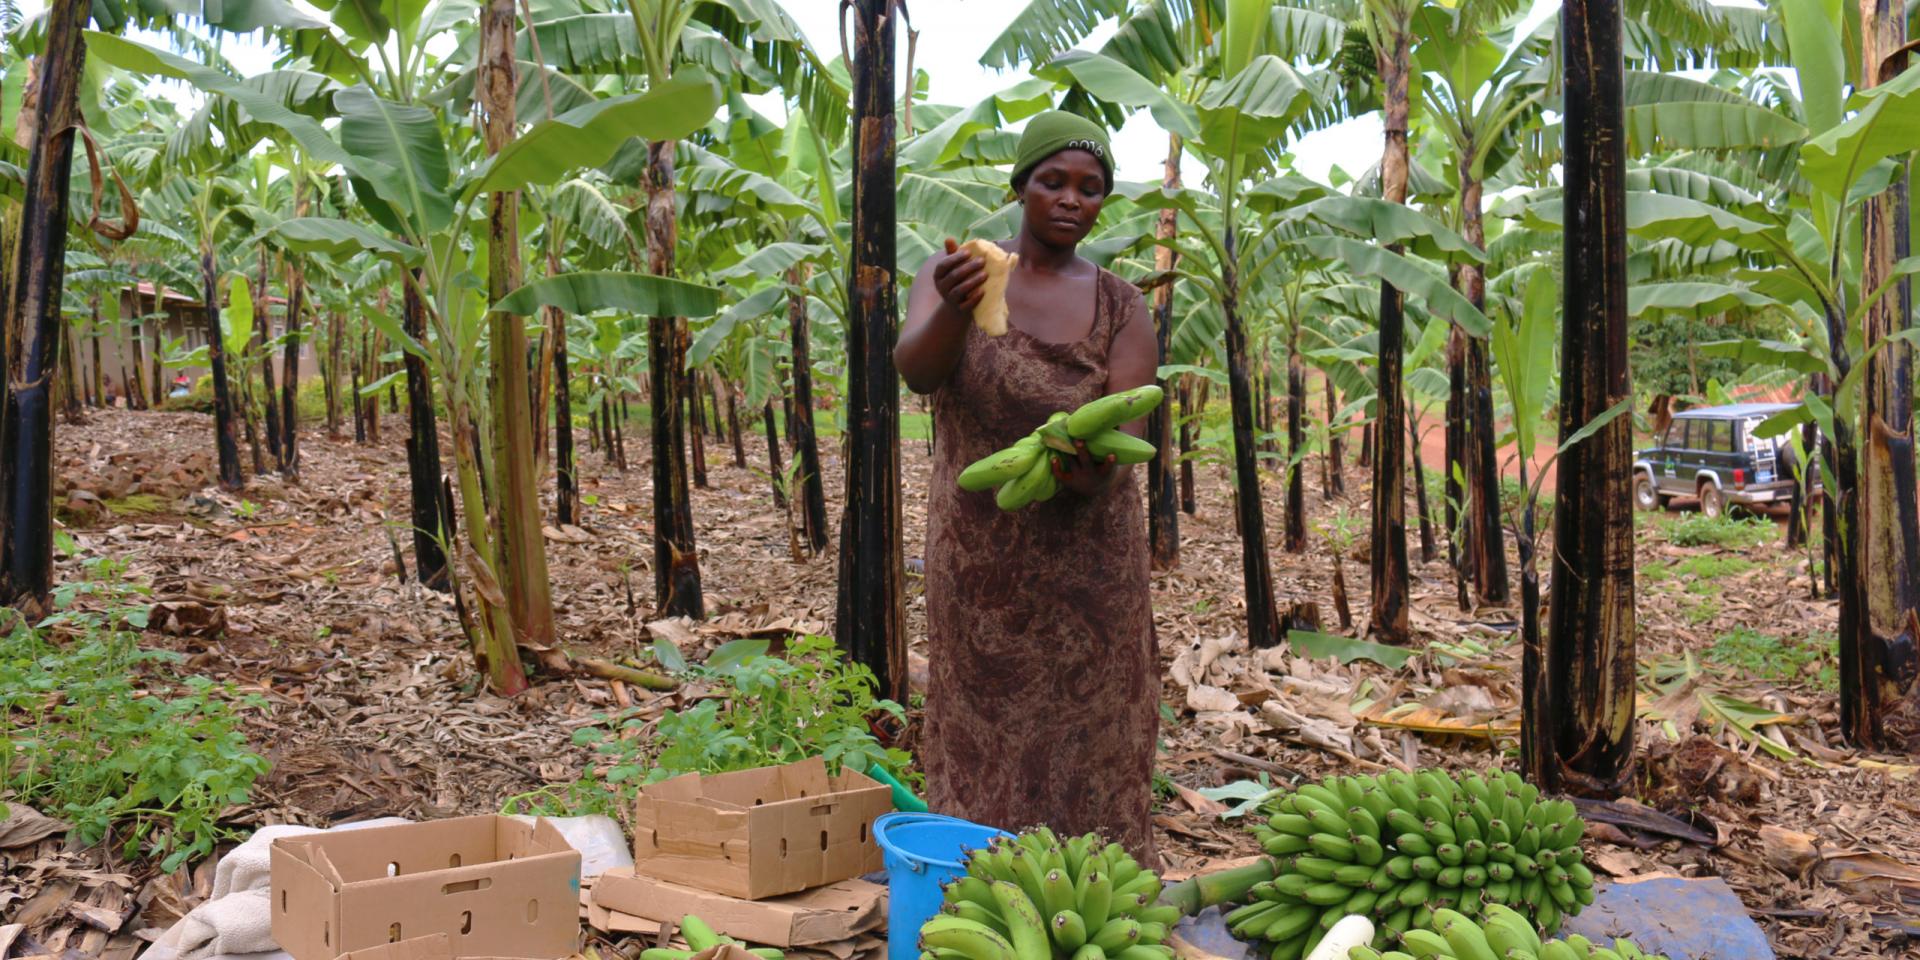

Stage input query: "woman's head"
[{"left": 1011, "top": 111, "right": 1113, "bottom": 247}]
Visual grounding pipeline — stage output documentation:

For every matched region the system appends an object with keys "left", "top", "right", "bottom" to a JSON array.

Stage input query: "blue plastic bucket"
[{"left": 874, "top": 813, "right": 1010, "bottom": 960}]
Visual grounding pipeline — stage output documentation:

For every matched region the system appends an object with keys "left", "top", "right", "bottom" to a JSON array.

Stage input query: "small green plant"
[
  {"left": 1666, "top": 512, "right": 1776, "bottom": 549},
  {"left": 1705, "top": 627, "right": 1838, "bottom": 690},
  {"left": 3, "top": 562, "right": 269, "bottom": 870},
  {"left": 1684, "top": 595, "right": 1723, "bottom": 624},
  {"left": 235, "top": 499, "right": 260, "bottom": 521},
  {"left": 515, "top": 637, "right": 914, "bottom": 817}
]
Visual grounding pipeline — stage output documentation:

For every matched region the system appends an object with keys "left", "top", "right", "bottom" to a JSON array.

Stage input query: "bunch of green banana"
[
  {"left": 642, "top": 914, "right": 785, "bottom": 960},
  {"left": 956, "top": 386, "right": 1163, "bottom": 511},
  {"left": 1346, "top": 905, "right": 1668, "bottom": 960},
  {"left": 920, "top": 827, "right": 1179, "bottom": 960},
  {"left": 1233, "top": 769, "right": 1593, "bottom": 959}
]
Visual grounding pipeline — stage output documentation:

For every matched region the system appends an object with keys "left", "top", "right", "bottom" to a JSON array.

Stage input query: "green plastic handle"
[{"left": 862, "top": 762, "right": 929, "bottom": 813}]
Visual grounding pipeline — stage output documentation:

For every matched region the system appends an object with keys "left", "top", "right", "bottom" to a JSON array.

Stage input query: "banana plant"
[{"left": 88, "top": 29, "right": 724, "bottom": 695}]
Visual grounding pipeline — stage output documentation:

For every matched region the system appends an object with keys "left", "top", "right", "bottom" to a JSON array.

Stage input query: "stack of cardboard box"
[{"left": 588, "top": 758, "right": 893, "bottom": 960}]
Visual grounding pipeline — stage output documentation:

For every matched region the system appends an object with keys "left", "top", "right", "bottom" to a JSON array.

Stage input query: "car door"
[
  {"left": 1660, "top": 420, "right": 1687, "bottom": 492},
  {"left": 1700, "top": 418, "right": 1733, "bottom": 490}
]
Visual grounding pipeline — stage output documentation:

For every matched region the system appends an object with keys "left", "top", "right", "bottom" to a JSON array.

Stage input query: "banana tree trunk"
[
  {"left": 1285, "top": 329, "right": 1306, "bottom": 553},
  {"left": 1147, "top": 134, "right": 1181, "bottom": 570},
  {"left": 149, "top": 302, "right": 165, "bottom": 408},
  {"left": 1369, "top": 20, "right": 1413, "bottom": 644},
  {"left": 202, "top": 249, "right": 245, "bottom": 489},
  {"left": 1457, "top": 175, "right": 1511, "bottom": 603},
  {"left": 60, "top": 318, "right": 83, "bottom": 421},
  {"left": 1, "top": 0, "right": 85, "bottom": 613},
  {"left": 256, "top": 247, "right": 281, "bottom": 465},
  {"left": 1528, "top": 0, "right": 1636, "bottom": 795},
  {"left": 482, "top": 0, "right": 556, "bottom": 667},
  {"left": 1222, "top": 247, "right": 1282, "bottom": 648},
  {"left": 403, "top": 273, "right": 449, "bottom": 590},
  {"left": 1179, "top": 377, "right": 1196, "bottom": 514},
  {"left": 1410, "top": 402, "right": 1434, "bottom": 563},
  {"left": 646, "top": 139, "right": 704, "bottom": 619},
  {"left": 838, "top": 0, "right": 908, "bottom": 703},
  {"left": 279, "top": 186, "right": 308, "bottom": 479},
  {"left": 552, "top": 304, "right": 577, "bottom": 526},
  {"left": 687, "top": 364, "right": 709, "bottom": 488},
  {"left": 787, "top": 267, "right": 829, "bottom": 553},
  {"left": 325, "top": 309, "right": 343, "bottom": 439},
  {"left": 1445, "top": 326, "right": 1464, "bottom": 566},
  {"left": 1325, "top": 371, "right": 1344, "bottom": 497},
  {"left": 1846, "top": 0, "right": 1920, "bottom": 748},
  {"left": 88, "top": 301, "right": 104, "bottom": 408},
  {"left": 763, "top": 400, "right": 788, "bottom": 509},
  {"left": 725, "top": 381, "right": 746, "bottom": 469}
]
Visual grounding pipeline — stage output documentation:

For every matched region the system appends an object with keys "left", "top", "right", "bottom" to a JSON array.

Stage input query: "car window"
[
  {"left": 1677, "top": 420, "right": 1696, "bottom": 448},
  {"left": 1663, "top": 421, "right": 1683, "bottom": 447},
  {"left": 1707, "top": 419, "right": 1732, "bottom": 453}
]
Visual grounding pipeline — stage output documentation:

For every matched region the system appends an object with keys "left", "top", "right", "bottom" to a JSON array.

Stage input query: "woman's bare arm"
[{"left": 896, "top": 240, "right": 985, "bottom": 394}]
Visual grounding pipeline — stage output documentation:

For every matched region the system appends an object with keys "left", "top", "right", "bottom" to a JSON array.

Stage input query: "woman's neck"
[{"left": 1014, "top": 223, "right": 1079, "bottom": 272}]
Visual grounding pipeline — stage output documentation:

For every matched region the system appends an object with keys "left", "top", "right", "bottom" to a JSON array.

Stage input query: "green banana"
[
  {"left": 921, "top": 917, "right": 1018, "bottom": 960},
  {"left": 1051, "top": 911, "right": 1088, "bottom": 951},
  {"left": 996, "top": 454, "right": 1054, "bottom": 511},
  {"left": 681, "top": 916, "right": 723, "bottom": 952},
  {"left": 1088, "top": 918, "right": 1140, "bottom": 954},
  {"left": 959, "top": 438, "right": 1043, "bottom": 491},
  {"left": 1083, "top": 429, "right": 1157, "bottom": 464},
  {"left": 990, "top": 880, "right": 1050, "bottom": 960},
  {"left": 1066, "top": 386, "right": 1164, "bottom": 439}
]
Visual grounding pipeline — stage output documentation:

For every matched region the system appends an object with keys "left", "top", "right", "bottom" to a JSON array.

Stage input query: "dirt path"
[{"left": 12, "top": 406, "right": 1905, "bottom": 958}]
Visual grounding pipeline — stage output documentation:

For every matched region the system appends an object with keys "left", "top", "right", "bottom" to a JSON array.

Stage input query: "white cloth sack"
[
  {"left": 138, "top": 814, "right": 625, "bottom": 960},
  {"left": 138, "top": 818, "right": 410, "bottom": 960}
]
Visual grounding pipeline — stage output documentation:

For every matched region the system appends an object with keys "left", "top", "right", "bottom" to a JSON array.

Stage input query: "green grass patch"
[
  {"left": 1705, "top": 627, "right": 1838, "bottom": 690},
  {"left": 1684, "top": 595, "right": 1722, "bottom": 624},
  {"left": 1665, "top": 513, "right": 1776, "bottom": 549},
  {"left": 3, "top": 560, "right": 270, "bottom": 870},
  {"left": 103, "top": 493, "right": 170, "bottom": 516}
]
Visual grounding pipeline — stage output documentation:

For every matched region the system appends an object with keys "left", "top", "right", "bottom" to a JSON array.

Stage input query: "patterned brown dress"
[{"left": 922, "top": 267, "right": 1158, "bottom": 862}]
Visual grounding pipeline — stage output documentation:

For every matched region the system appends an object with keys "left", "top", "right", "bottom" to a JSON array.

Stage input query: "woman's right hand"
[{"left": 932, "top": 238, "right": 987, "bottom": 315}]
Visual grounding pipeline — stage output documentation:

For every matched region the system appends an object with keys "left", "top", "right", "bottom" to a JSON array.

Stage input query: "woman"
[{"left": 895, "top": 111, "right": 1159, "bottom": 861}]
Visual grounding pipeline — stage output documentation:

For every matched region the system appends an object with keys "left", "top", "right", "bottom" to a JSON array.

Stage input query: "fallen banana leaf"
[
  {"left": 1287, "top": 629, "right": 1416, "bottom": 669},
  {"left": 1761, "top": 824, "right": 1920, "bottom": 898},
  {"left": 1352, "top": 699, "right": 1520, "bottom": 738},
  {"left": 1571, "top": 797, "right": 1719, "bottom": 847}
]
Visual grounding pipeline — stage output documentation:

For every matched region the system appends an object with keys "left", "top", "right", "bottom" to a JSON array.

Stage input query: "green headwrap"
[{"left": 1011, "top": 110, "right": 1114, "bottom": 192}]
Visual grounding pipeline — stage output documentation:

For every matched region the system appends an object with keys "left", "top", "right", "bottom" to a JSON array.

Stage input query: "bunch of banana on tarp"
[
  {"left": 642, "top": 915, "right": 783, "bottom": 960},
  {"left": 919, "top": 827, "right": 1180, "bottom": 960},
  {"left": 957, "top": 386, "right": 1163, "bottom": 511}
]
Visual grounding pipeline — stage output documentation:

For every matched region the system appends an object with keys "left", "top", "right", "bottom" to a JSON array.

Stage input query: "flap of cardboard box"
[
  {"left": 335, "top": 933, "right": 550, "bottom": 960},
  {"left": 589, "top": 867, "right": 885, "bottom": 947}
]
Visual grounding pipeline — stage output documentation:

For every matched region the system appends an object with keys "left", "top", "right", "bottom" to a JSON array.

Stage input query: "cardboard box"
[
  {"left": 271, "top": 816, "right": 582, "bottom": 960},
  {"left": 632, "top": 758, "right": 891, "bottom": 900},
  {"left": 590, "top": 867, "right": 885, "bottom": 947},
  {"left": 336, "top": 933, "right": 528, "bottom": 960}
]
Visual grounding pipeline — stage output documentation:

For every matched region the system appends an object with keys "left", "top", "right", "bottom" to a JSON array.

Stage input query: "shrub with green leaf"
[
  {"left": 506, "top": 637, "right": 912, "bottom": 817},
  {"left": 1664, "top": 513, "right": 1776, "bottom": 549},
  {"left": 1, "top": 560, "right": 270, "bottom": 870}
]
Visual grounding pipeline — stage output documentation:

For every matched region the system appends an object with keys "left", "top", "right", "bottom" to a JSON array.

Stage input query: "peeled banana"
[
  {"left": 923, "top": 829, "right": 1176, "bottom": 960},
  {"left": 961, "top": 239, "right": 1018, "bottom": 337},
  {"left": 955, "top": 390, "right": 1163, "bottom": 510},
  {"left": 1344, "top": 905, "right": 1670, "bottom": 960},
  {"left": 1237, "top": 769, "right": 1595, "bottom": 959}
]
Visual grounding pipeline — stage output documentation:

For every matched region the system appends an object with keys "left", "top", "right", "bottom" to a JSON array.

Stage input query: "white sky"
[{"left": 16, "top": 0, "right": 1421, "bottom": 186}]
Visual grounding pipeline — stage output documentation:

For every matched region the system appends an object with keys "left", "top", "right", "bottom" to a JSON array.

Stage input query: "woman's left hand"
[{"left": 1051, "top": 440, "right": 1119, "bottom": 497}]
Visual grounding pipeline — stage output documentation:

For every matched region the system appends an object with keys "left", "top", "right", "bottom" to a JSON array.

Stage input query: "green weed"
[
  {"left": 2, "top": 560, "right": 269, "bottom": 871},
  {"left": 1705, "top": 627, "right": 1838, "bottom": 690},
  {"left": 1666, "top": 513, "right": 1776, "bottom": 549},
  {"left": 1684, "top": 595, "right": 1722, "bottom": 624},
  {"left": 103, "top": 494, "right": 168, "bottom": 516},
  {"left": 508, "top": 636, "right": 913, "bottom": 818}
]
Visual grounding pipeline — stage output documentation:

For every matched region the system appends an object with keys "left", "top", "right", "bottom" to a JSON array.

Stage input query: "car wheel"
[
  {"left": 1699, "top": 482, "right": 1724, "bottom": 518},
  {"left": 1634, "top": 473, "right": 1661, "bottom": 511}
]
